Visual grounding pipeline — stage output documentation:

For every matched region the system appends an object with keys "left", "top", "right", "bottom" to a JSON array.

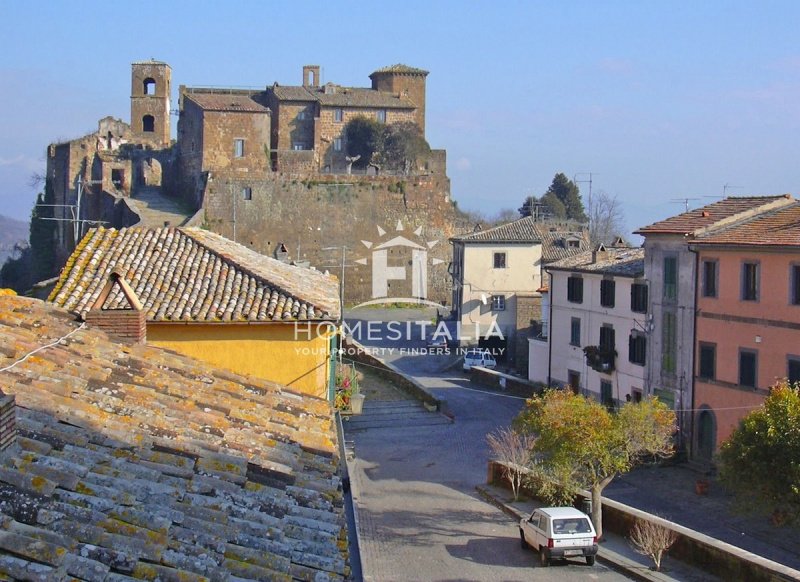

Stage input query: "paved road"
[{"left": 345, "top": 309, "right": 632, "bottom": 581}]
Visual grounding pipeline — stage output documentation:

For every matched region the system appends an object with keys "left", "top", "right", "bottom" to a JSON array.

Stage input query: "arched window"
[
  {"left": 143, "top": 78, "right": 156, "bottom": 95},
  {"left": 142, "top": 115, "right": 155, "bottom": 133}
]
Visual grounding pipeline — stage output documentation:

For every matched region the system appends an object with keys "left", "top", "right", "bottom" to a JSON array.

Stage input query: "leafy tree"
[
  {"left": 514, "top": 390, "right": 675, "bottom": 538},
  {"left": 718, "top": 381, "right": 800, "bottom": 523},
  {"left": 628, "top": 518, "right": 677, "bottom": 571},
  {"left": 344, "top": 116, "right": 384, "bottom": 168},
  {"left": 519, "top": 173, "right": 586, "bottom": 222},
  {"left": 382, "top": 121, "right": 430, "bottom": 174},
  {"left": 588, "top": 190, "right": 627, "bottom": 245}
]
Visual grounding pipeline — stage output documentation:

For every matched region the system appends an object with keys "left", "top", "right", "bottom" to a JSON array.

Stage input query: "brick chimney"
[
  {"left": 85, "top": 268, "right": 147, "bottom": 343},
  {"left": 0, "top": 393, "right": 16, "bottom": 452},
  {"left": 592, "top": 243, "right": 610, "bottom": 264}
]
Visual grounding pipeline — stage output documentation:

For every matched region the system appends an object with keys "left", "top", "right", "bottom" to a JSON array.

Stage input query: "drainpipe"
[
  {"left": 687, "top": 243, "right": 700, "bottom": 459},
  {"left": 546, "top": 269, "right": 554, "bottom": 386}
]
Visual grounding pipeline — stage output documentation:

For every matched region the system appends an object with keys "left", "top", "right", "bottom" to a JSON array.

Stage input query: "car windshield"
[{"left": 552, "top": 518, "right": 592, "bottom": 534}]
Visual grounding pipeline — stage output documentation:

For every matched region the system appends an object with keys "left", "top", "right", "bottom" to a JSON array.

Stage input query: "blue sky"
[{"left": 2, "top": 1, "right": 799, "bottom": 236}]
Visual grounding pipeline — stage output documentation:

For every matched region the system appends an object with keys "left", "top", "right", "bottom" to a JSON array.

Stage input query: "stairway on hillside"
[
  {"left": 342, "top": 399, "right": 452, "bottom": 432},
  {"left": 129, "top": 187, "right": 192, "bottom": 228}
]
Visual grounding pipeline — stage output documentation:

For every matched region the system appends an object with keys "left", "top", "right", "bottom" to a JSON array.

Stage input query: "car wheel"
[
  {"left": 539, "top": 547, "right": 549, "bottom": 567},
  {"left": 519, "top": 529, "right": 528, "bottom": 549},
  {"left": 586, "top": 555, "right": 595, "bottom": 566}
]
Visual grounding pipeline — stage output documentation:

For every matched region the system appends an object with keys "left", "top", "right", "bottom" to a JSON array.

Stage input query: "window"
[
  {"left": 242, "top": 187, "right": 252, "bottom": 201},
  {"left": 143, "top": 78, "right": 156, "bottom": 95},
  {"left": 600, "top": 279, "right": 616, "bottom": 308},
  {"left": 570, "top": 318, "right": 581, "bottom": 347},
  {"left": 567, "top": 370, "right": 581, "bottom": 395},
  {"left": 698, "top": 343, "right": 715, "bottom": 379},
  {"left": 791, "top": 265, "right": 800, "bottom": 305},
  {"left": 334, "top": 108, "right": 343, "bottom": 122},
  {"left": 493, "top": 252, "right": 506, "bottom": 269},
  {"left": 629, "top": 333, "right": 646, "bottom": 366},
  {"left": 568, "top": 239, "right": 580, "bottom": 248},
  {"left": 297, "top": 110, "right": 308, "bottom": 120},
  {"left": 234, "top": 139, "right": 245, "bottom": 158},
  {"left": 742, "top": 261, "right": 759, "bottom": 301},
  {"left": 567, "top": 275, "right": 583, "bottom": 303},
  {"left": 601, "top": 381, "right": 614, "bottom": 409},
  {"left": 491, "top": 295, "right": 505, "bottom": 311},
  {"left": 142, "top": 115, "right": 155, "bottom": 133},
  {"left": 739, "top": 349, "right": 757, "bottom": 388},
  {"left": 599, "top": 325, "right": 615, "bottom": 352},
  {"left": 663, "top": 257, "right": 677, "bottom": 300},
  {"left": 333, "top": 138, "right": 343, "bottom": 152},
  {"left": 292, "top": 143, "right": 305, "bottom": 151},
  {"left": 702, "top": 260, "right": 718, "bottom": 298},
  {"left": 111, "top": 169, "right": 124, "bottom": 187},
  {"left": 376, "top": 109, "right": 386, "bottom": 123},
  {"left": 662, "top": 312, "right": 676, "bottom": 374},
  {"left": 631, "top": 283, "right": 648, "bottom": 313},
  {"left": 631, "top": 389, "right": 643, "bottom": 403},
  {"left": 788, "top": 356, "right": 800, "bottom": 384}
]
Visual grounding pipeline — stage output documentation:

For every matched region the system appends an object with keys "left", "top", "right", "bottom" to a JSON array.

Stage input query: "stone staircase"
[
  {"left": 129, "top": 187, "right": 192, "bottom": 228},
  {"left": 342, "top": 400, "right": 452, "bottom": 432}
]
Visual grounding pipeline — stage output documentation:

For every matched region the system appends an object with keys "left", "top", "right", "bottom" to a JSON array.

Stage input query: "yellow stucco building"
[{"left": 49, "top": 227, "right": 340, "bottom": 399}]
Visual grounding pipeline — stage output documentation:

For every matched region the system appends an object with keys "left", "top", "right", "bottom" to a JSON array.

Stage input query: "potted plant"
[{"left": 335, "top": 363, "right": 364, "bottom": 414}]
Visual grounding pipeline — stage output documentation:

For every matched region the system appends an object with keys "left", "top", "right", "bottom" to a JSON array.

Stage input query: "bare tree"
[
  {"left": 486, "top": 427, "right": 536, "bottom": 501},
  {"left": 587, "top": 190, "right": 626, "bottom": 245},
  {"left": 628, "top": 518, "right": 678, "bottom": 571}
]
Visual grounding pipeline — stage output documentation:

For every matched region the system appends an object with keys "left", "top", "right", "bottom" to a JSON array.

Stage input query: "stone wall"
[
  {"left": 200, "top": 171, "right": 470, "bottom": 306},
  {"left": 515, "top": 294, "right": 542, "bottom": 375}
]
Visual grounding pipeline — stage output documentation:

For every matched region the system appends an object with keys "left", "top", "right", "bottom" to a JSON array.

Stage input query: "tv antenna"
[
  {"left": 722, "top": 183, "right": 741, "bottom": 198},
  {"left": 573, "top": 172, "right": 595, "bottom": 208},
  {"left": 670, "top": 197, "right": 701, "bottom": 212}
]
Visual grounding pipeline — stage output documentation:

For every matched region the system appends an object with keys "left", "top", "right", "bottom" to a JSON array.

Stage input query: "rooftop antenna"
[
  {"left": 670, "top": 197, "right": 701, "bottom": 212},
  {"left": 573, "top": 172, "right": 595, "bottom": 209},
  {"left": 722, "top": 183, "right": 741, "bottom": 198}
]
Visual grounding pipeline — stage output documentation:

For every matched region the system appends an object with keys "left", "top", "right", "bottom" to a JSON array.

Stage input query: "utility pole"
[{"left": 321, "top": 246, "right": 351, "bottom": 315}]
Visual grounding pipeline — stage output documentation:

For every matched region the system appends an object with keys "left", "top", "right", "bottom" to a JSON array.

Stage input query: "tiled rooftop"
[
  {"left": 0, "top": 294, "right": 347, "bottom": 581},
  {"left": 451, "top": 217, "right": 590, "bottom": 261},
  {"left": 635, "top": 195, "right": 794, "bottom": 235},
  {"left": 49, "top": 227, "right": 340, "bottom": 322},
  {"left": 692, "top": 201, "right": 800, "bottom": 247},
  {"left": 271, "top": 85, "right": 415, "bottom": 109},
  {"left": 184, "top": 93, "right": 269, "bottom": 114},
  {"left": 546, "top": 246, "right": 645, "bottom": 277},
  {"left": 370, "top": 64, "right": 429, "bottom": 76}
]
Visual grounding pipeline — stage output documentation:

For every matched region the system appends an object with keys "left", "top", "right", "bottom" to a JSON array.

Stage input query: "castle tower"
[
  {"left": 303, "top": 65, "right": 321, "bottom": 88},
  {"left": 131, "top": 60, "right": 171, "bottom": 147},
  {"left": 369, "top": 65, "right": 429, "bottom": 135}
]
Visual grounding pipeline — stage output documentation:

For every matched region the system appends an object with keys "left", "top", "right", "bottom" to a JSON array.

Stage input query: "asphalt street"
[{"left": 344, "top": 308, "right": 632, "bottom": 581}]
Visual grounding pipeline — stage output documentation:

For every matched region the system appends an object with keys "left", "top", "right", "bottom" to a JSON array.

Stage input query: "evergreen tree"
[
  {"left": 29, "top": 181, "right": 57, "bottom": 283},
  {"left": 344, "top": 116, "right": 384, "bottom": 168},
  {"left": 519, "top": 173, "right": 587, "bottom": 222}
]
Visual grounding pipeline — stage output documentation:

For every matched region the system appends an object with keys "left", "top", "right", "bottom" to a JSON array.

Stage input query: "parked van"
[
  {"left": 462, "top": 349, "right": 497, "bottom": 371},
  {"left": 519, "top": 506, "right": 598, "bottom": 566}
]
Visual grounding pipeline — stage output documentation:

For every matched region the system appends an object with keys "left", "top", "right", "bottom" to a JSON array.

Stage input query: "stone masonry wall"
[
  {"left": 201, "top": 172, "right": 470, "bottom": 307},
  {"left": 514, "top": 294, "right": 542, "bottom": 376}
]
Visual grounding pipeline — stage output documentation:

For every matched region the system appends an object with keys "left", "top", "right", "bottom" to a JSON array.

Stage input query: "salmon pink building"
[{"left": 690, "top": 201, "right": 800, "bottom": 458}]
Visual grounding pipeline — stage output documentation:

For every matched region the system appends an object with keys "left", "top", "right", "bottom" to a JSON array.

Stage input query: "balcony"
[{"left": 583, "top": 345, "right": 616, "bottom": 373}]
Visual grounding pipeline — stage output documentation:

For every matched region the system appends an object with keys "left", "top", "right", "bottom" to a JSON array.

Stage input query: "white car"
[
  {"left": 462, "top": 349, "right": 497, "bottom": 371},
  {"left": 519, "top": 506, "right": 598, "bottom": 566}
]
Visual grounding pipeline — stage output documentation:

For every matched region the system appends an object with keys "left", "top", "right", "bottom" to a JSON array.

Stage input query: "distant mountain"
[{"left": 0, "top": 215, "right": 28, "bottom": 266}]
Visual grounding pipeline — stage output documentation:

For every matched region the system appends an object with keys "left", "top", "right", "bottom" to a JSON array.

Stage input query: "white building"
[
  {"left": 530, "top": 243, "right": 647, "bottom": 406},
  {"left": 450, "top": 217, "right": 588, "bottom": 368}
]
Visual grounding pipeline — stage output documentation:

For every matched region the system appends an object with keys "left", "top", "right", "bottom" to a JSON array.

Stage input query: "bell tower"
[{"left": 130, "top": 60, "right": 171, "bottom": 147}]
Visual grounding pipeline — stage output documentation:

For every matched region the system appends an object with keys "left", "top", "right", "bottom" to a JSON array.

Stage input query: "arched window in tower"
[
  {"left": 143, "top": 78, "right": 156, "bottom": 95},
  {"left": 142, "top": 115, "right": 155, "bottom": 133}
]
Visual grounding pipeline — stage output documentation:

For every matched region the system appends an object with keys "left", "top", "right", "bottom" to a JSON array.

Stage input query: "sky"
[{"left": 2, "top": 1, "right": 800, "bottom": 238}]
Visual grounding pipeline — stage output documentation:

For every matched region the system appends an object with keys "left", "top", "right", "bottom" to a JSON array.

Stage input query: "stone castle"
[{"left": 45, "top": 60, "right": 470, "bottom": 305}]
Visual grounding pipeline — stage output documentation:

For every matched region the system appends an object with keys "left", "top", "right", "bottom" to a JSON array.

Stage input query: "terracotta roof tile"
[
  {"left": 546, "top": 246, "right": 645, "bottom": 277},
  {"left": 370, "top": 64, "right": 429, "bottom": 76},
  {"left": 451, "top": 217, "right": 590, "bottom": 261},
  {"left": 184, "top": 93, "right": 269, "bottom": 113},
  {"left": 635, "top": 195, "right": 794, "bottom": 235},
  {"left": 691, "top": 201, "right": 800, "bottom": 247},
  {"left": 0, "top": 295, "right": 348, "bottom": 580},
  {"left": 271, "top": 84, "right": 416, "bottom": 109},
  {"left": 49, "top": 227, "right": 340, "bottom": 321}
]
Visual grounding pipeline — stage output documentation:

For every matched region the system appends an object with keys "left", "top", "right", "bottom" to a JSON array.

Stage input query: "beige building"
[{"left": 450, "top": 217, "right": 588, "bottom": 369}]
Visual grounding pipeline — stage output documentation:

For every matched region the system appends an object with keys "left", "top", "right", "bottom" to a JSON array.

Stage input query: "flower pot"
[
  {"left": 349, "top": 393, "right": 365, "bottom": 415},
  {"left": 695, "top": 479, "right": 710, "bottom": 495}
]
